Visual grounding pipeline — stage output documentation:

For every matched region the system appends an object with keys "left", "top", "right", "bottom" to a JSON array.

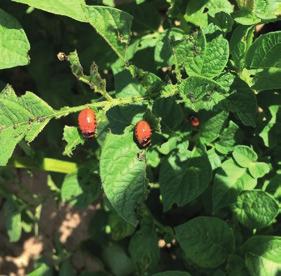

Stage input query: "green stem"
[
  {"left": 55, "top": 95, "right": 145, "bottom": 119},
  {"left": 11, "top": 157, "right": 78, "bottom": 174}
]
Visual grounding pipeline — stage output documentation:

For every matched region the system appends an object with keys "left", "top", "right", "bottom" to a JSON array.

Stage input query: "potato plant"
[{"left": 0, "top": 0, "right": 281, "bottom": 275}]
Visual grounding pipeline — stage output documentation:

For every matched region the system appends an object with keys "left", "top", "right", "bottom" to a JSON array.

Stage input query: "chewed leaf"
[
  {"left": 178, "top": 76, "right": 228, "bottom": 111},
  {"left": 63, "top": 126, "right": 85, "bottom": 157},
  {"left": 0, "top": 85, "right": 54, "bottom": 165}
]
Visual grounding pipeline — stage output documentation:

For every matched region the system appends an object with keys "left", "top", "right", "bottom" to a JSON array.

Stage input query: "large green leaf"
[
  {"left": 200, "top": 111, "right": 228, "bottom": 143},
  {"left": 0, "top": 8, "right": 30, "bottom": 69},
  {"left": 189, "top": 36, "right": 229, "bottom": 79},
  {"left": 212, "top": 158, "right": 256, "bottom": 212},
  {"left": 232, "top": 145, "right": 257, "bottom": 167},
  {"left": 86, "top": 6, "right": 133, "bottom": 60},
  {"left": 215, "top": 121, "right": 242, "bottom": 154},
  {"left": 175, "top": 216, "right": 234, "bottom": 268},
  {"left": 242, "top": 236, "right": 281, "bottom": 276},
  {"left": 100, "top": 132, "right": 147, "bottom": 225},
  {"left": 178, "top": 76, "right": 227, "bottom": 111},
  {"left": 159, "top": 149, "right": 212, "bottom": 211},
  {"left": 246, "top": 31, "right": 281, "bottom": 70},
  {"left": 233, "top": 190, "right": 279, "bottom": 229},
  {"left": 0, "top": 85, "right": 54, "bottom": 165},
  {"left": 230, "top": 25, "right": 254, "bottom": 69},
  {"left": 13, "top": 0, "right": 87, "bottom": 22},
  {"left": 184, "top": 0, "right": 234, "bottom": 28}
]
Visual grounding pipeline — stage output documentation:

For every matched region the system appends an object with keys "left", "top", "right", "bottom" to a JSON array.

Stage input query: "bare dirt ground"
[{"left": 0, "top": 170, "right": 103, "bottom": 275}]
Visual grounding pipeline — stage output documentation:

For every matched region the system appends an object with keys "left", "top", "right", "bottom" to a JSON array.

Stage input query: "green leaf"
[
  {"left": 28, "top": 263, "right": 51, "bottom": 276},
  {"left": 160, "top": 148, "right": 212, "bottom": 211},
  {"left": 233, "top": 190, "right": 279, "bottom": 229},
  {"left": 129, "top": 221, "right": 160, "bottom": 273},
  {"left": 175, "top": 216, "right": 234, "bottom": 268},
  {"left": 109, "top": 212, "right": 135, "bottom": 241},
  {"left": 212, "top": 158, "right": 257, "bottom": 212},
  {"left": 153, "top": 97, "right": 184, "bottom": 131},
  {"left": 259, "top": 105, "right": 280, "bottom": 147},
  {"left": 0, "top": 85, "right": 54, "bottom": 165},
  {"left": 63, "top": 126, "right": 84, "bottom": 157},
  {"left": 13, "top": 0, "right": 87, "bottom": 22},
  {"left": 158, "top": 136, "right": 179, "bottom": 155},
  {"left": 100, "top": 132, "right": 147, "bottom": 225},
  {"left": 68, "top": 50, "right": 107, "bottom": 95},
  {"left": 242, "top": 236, "right": 281, "bottom": 276},
  {"left": 234, "top": 0, "right": 281, "bottom": 25},
  {"left": 178, "top": 76, "right": 228, "bottom": 111},
  {"left": 188, "top": 35, "right": 229, "bottom": 79},
  {"left": 102, "top": 243, "right": 134, "bottom": 276},
  {"left": 232, "top": 145, "right": 257, "bottom": 168},
  {"left": 200, "top": 111, "right": 228, "bottom": 143},
  {"left": 215, "top": 121, "right": 242, "bottom": 154},
  {"left": 152, "top": 272, "right": 191, "bottom": 276},
  {"left": 127, "top": 65, "right": 164, "bottom": 97},
  {"left": 226, "top": 82, "right": 257, "bottom": 127},
  {"left": 4, "top": 199, "right": 22, "bottom": 242},
  {"left": 184, "top": 0, "right": 234, "bottom": 28},
  {"left": 86, "top": 6, "right": 133, "bottom": 60},
  {"left": 248, "top": 162, "right": 270, "bottom": 178},
  {"left": 230, "top": 25, "right": 254, "bottom": 69},
  {"left": 208, "top": 148, "right": 222, "bottom": 170},
  {"left": 252, "top": 67, "right": 281, "bottom": 90},
  {"left": 246, "top": 31, "right": 281, "bottom": 70},
  {"left": 0, "top": 8, "right": 30, "bottom": 69},
  {"left": 61, "top": 172, "right": 100, "bottom": 207},
  {"left": 226, "top": 255, "right": 249, "bottom": 276}
]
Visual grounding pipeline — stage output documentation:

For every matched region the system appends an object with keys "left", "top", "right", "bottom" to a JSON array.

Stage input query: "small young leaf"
[
  {"left": 100, "top": 132, "right": 147, "bottom": 225},
  {"left": 232, "top": 145, "right": 257, "bottom": 168},
  {"left": 63, "top": 126, "right": 84, "bottom": 157},
  {"left": 175, "top": 216, "right": 234, "bottom": 268},
  {"left": 233, "top": 190, "right": 279, "bottom": 229},
  {"left": 248, "top": 162, "right": 270, "bottom": 178}
]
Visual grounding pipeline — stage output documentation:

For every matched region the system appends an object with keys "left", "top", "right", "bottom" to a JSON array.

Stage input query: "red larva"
[
  {"left": 189, "top": 115, "right": 200, "bottom": 127},
  {"left": 135, "top": 120, "right": 152, "bottom": 148},
  {"left": 78, "top": 108, "right": 97, "bottom": 138}
]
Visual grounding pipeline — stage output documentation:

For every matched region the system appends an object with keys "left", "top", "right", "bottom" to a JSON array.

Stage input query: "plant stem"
[{"left": 11, "top": 157, "right": 78, "bottom": 174}]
